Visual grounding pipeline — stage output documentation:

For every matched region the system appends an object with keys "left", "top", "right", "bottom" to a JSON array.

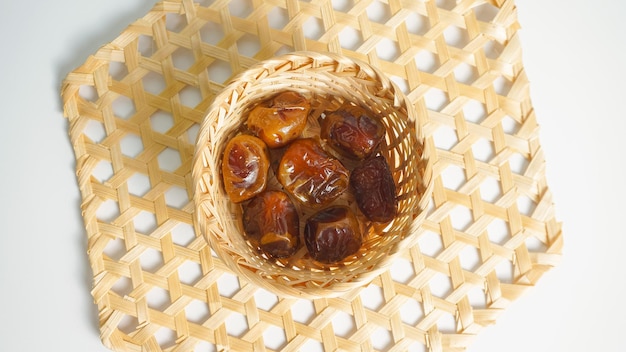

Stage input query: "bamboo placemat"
[{"left": 61, "top": 0, "right": 562, "bottom": 351}]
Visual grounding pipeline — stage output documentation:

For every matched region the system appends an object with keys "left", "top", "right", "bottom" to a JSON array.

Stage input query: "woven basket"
[{"left": 193, "top": 51, "right": 433, "bottom": 298}]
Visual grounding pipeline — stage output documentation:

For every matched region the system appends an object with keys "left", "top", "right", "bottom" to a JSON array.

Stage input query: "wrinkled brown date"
[
  {"left": 304, "top": 206, "right": 362, "bottom": 263},
  {"left": 242, "top": 191, "right": 300, "bottom": 258},
  {"left": 277, "top": 138, "right": 349, "bottom": 207},
  {"left": 247, "top": 91, "right": 311, "bottom": 148},
  {"left": 350, "top": 155, "right": 397, "bottom": 223},
  {"left": 222, "top": 134, "right": 270, "bottom": 203},
  {"left": 320, "top": 103, "right": 385, "bottom": 160}
]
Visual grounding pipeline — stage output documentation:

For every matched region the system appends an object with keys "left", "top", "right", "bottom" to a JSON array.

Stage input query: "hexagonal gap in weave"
[
  {"left": 441, "top": 164, "right": 466, "bottom": 191},
  {"left": 108, "top": 61, "right": 128, "bottom": 81},
  {"left": 332, "top": 0, "right": 353, "bottom": 12},
  {"left": 172, "top": 47, "right": 196, "bottom": 71},
  {"left": 405, "top": 11, "right": 430, "bottom": 35},
  {"left": 400, "top": 297, "right": 425, "bottom": 325},
  {"left": 96, "top": 199, "right": 119, "bottom": 222},
  {"left": 185, "top": 299, "right": 211, "bottom": 324},
  {"left": 459, "top": 245, "right": 481, "bottom": 272},
  {"left": 150, "top": 110, "right": 175, "bottom": 134},
  {"left": 103, "top": 237, "right": 126, "bottom": 261},
  {"left": 93, "top": 160, "right": 114, "bottom": 183},
  {"left": 155, "top": 326, "right": 177, "bottom": 349},
  {"left": 361, "top": 284, "right": 385, "bottom": 311},
  {"left": 338, "top": 26, "right": 364, "bottom": 51},
  {"left": 78, "top": 85, "right": 98, "bottom": 102},
  {"left": 418, "top": 230, "right": 444, "bottom": 257},
  {"left": 480, "top": 176, "right": 503, "bottom": 203},
  {"left": 371, "top": 326, "right": 393, "bottom": 351},
  {"left": 237, "top": 33, "right": 261, "bottom": 57},
  {"left": 171, "top": 222, "right": 196, "bottom": 247},
  {"left": 217, "top": 272, "right": 241, "bottom": 298},
  {"left": 228, "top": 0, "right": 253, "bottom": 18},
  {"left": 263, "top": 325, "right": 287, "bottom": 350},
  {"left": 165, "top": 185, "right": 190, "bottom": 209},
  {"left": 443, "top": 25, "right": 470, "bottom": 49},
  {"left": 376, "top": 38, "right": 401, "bottom": 62},
  {"left": 454, "top": 62, "right": 480, "bottom": 85},
  {"left": 142, "top": 71, "right": 166, "bottom": 95},
  {"left": 473, "top": 3, "right": 499, "bottom": 23},
  {"left": 117, "top": 314, "right": 139, "bottom": 334},
  {"left": 291, "top": 299, "right": 316, "bottom": 324},
  {"left": 267, "top": 6, "right": 289, "bottom": 29},
  {"left": 424, "top": 87, "right": 449, "bottom": 111},
  {"left": 200, "top": 21, "right": 225, "bottom": 45},
  {"left": 133, "top": 210, "right": 157, "bottom": 234},
  {"left": 111, "top": 276, "right": 132, "bottom": 297},
  {"left": 206, "top": 59, "right": 232, "bottom": 83},
  {"left": 147, "top": 286, "right": 171, "bottom": 310},
  {"left": 225, "top": 311, "right": 249, "bottom": 337},
  {"left": 332, "top": 310, "right": 357, "bottom": 338},
  {"left": 436, "top": 0, "right": 456, "bottom": 10},
  {"left": 390, "top": 257, "right": 416, "bottom": 283},
  {"left": 494, "top": 75, "right": 513, "bottom": 96},
  {"left": 254, "top": 288, "right": 279, "bottom": 311},
  {"left": 112, "top": 95, "right": 136, "bottom": 120},
  {"left": 166, "top": 12, "right": 188, "bottom": 33},
  {"left": 127, "top": 172, "right": 151, "bottom": 197},
  {"left": 367, "top": 0, "right": 392, "bottom": 24},
  {"left": 462, "top": 99, "right": 488, "bottom": 124},
  {"left": 83, "top": 119, "right": 106, "bottom": 143},
  {"left": 433, "top": 124, "right": 459, "bottom": 150},
  {"left": 179, "top": 85, "right": 203, "bottom": 108},
  {"left": 472, "top": 138, "right": 495, "bottom": 162},
  {"left": 157, "top": 148, "right": 182, "bottom": 172},
  {"left": 501, "top": 115, "right": 521, "bottom": 135},
  {"left": 178, "top": 260, "right": 203, "bottom": 285},
  {"left": 120, "top": 133, "right": 143, "bottom": 158},
  {"left": 137, "top": 34, "right": 155, "bottom": 57},
  {"left": 140, "top": 247, "right": 164, "bottom": 272},
  {"left": 302, "top": 16, "right": 324, "bottom": 40},
  {"left": 414, "top": 49, "right": 440, "bottom": 74}
]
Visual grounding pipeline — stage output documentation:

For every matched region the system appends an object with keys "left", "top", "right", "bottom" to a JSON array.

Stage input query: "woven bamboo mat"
[{"left": 61, "top": 0, "right": 562, "bottom": 351}]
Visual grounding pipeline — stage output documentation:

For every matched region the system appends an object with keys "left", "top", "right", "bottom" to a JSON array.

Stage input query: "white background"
[{"left": 1, "top": 0, "right": 624, "bottom": 351}]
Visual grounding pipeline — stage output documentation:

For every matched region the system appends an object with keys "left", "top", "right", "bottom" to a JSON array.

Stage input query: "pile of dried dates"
[{"left": 221, "top": 91, "right": 398, "bottom": 264}]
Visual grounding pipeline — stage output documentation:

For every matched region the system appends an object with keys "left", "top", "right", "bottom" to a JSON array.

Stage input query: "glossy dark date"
[
  {"left": 222, "top": 134, "right": 269, "bottom": 203},
  {"left": 350, "top": 155, "right": 397, "bottom": 222},
  {"left": 304, "top": 206, "right": 362, "bottom": 264},
  {"left": 320, "top": 103, "right": 385, "bottom": 160},
  {"left": 247, "top": 91, "right": 310, "bottom": 148},
  {"left": 242, "top": 191, "right": 300, "bottom": 258},
  {"left": 277, "top": 138, "right": 349, "bottom": 207}
]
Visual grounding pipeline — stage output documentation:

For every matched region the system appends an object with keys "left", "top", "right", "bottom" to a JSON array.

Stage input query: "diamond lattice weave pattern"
[{"left": 61, "top": 0, "right": 563, "bottom": 351}]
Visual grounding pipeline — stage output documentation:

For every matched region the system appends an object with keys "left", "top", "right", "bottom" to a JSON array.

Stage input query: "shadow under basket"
[{"left": 192, "top": 51, "right": 433, "bottom": 299}]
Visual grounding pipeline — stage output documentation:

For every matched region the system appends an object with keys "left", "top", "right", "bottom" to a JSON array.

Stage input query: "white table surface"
[{"left": 1, "top": 1, "right": 624, "bottom": 351}]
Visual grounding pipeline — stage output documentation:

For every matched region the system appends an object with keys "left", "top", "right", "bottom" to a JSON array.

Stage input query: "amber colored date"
[
  {"left": 247, "top": 91, "right": 311, "bottom": 148},
  {"left": 221, "top": 134, "right": 270, "bottom": 203},
  {"left": 320, "top": 103, "right": 385, "bottom": 160},
  {"left": 350, "top": 155, "right": 397, "bottom": 223},
  {"left": 277, "top": 138, "right": 349, "bottom": 207},
  {"left": 304, "top": 206, "right": 362, "bottom": 263},
  {"left": 242, "top": 191, "right": 300, "bottom": 258}
]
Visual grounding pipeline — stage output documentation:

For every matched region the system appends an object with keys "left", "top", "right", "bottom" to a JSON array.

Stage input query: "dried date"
[
  {"left": 243, "top": 191, "right": 300, "bottom": 258},
  {"left": 350, "top": 155, "right": 397, "bottom": 222},
  {"left": 277, "top": 138, "right": 349, "bottom": 207},
  {"left": 247, "top": 91, "right": 311, "bottom": 148},
  {"left": 320, "top": 103, "right": 385, "bottom": 160},
  {"left": 304, "top": 206, "right": 362, "bottom": 263},
  {"left": 222, "top": 134, "right": 270, "bottom": 203}
]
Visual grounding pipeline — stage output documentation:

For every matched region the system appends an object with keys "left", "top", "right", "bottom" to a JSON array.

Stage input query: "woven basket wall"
[{"left": 61, "top": 0, "right": 563, "bottom": 351}]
